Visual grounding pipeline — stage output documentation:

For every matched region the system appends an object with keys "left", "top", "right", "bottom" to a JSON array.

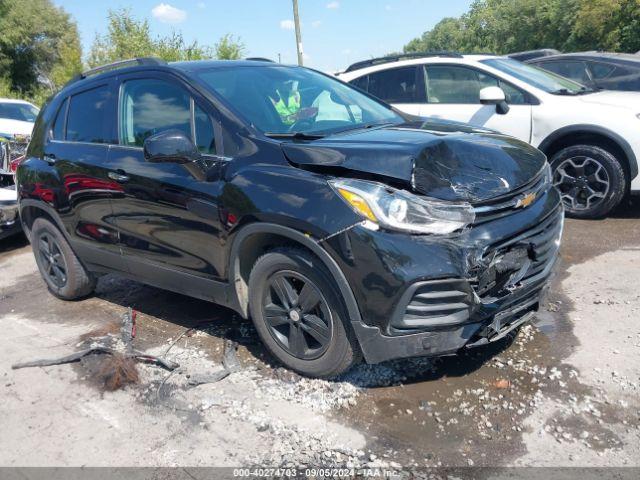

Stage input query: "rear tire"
[
  {"left": 550, "top": 144, "right": 626, "bottom": 219},
  {"left": 248, "top": 248, "right": 359, "bottom": 378},
  {"left": 31, "top": 217, "right": 96, "bottom": 300}
]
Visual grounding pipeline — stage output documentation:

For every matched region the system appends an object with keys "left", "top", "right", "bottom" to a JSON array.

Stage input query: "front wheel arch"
[
  {"left": 538, "top": 126, "right": 636, "bottom": 186},
  {"left": 227, "top": 223, "right": 363, "bottom": 327}
]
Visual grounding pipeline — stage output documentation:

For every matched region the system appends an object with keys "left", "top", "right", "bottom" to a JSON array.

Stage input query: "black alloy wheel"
[
  {"left": 37, "top": 231, "right": 68, "bottom": 288},
  {"left": 262, "top": 270, "right": 333, "bottom": 360}
]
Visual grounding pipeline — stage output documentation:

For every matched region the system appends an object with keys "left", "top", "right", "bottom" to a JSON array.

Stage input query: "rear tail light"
[{"left": 10, "top": 155, "right": 25, "bottom": 175}]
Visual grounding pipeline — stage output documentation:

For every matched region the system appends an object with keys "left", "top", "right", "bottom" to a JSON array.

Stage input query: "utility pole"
[{"left": 292, "top": 0, "right": 304, "bottom": 66}]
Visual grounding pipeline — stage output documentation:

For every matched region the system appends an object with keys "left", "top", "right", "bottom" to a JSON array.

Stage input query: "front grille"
[
  {"left": 0, "top": 138, "right": 28, "bottom": 175},
  {"left": 391, "top": 279, "right": 473, "bottom": 331},
  {"left": 473, "top": 169, "right": 549, "bottom": 223},
  {"left": 474, "top": 206, "right": 563, "bottom": 299},
  {"left": 8, "top": 140, "right": 28, "bottom": 162}
]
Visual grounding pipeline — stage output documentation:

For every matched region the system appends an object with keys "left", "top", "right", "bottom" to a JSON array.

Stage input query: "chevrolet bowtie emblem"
[{"left": 516, "top": 192, "right": 537, "bottom": 208}]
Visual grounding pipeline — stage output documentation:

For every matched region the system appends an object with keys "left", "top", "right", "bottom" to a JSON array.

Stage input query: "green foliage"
[
  {"left": 0, "top": 0, "right": 82, "bottom": 105},
  {"left": 88, "top": 9, "right": 246, "bottom": 66},
  {"left": 404, "top": 0, "right": 640, "bottom": 55},
  {"left": 215, "top": 34, "right": 246, "bottom": 60}
]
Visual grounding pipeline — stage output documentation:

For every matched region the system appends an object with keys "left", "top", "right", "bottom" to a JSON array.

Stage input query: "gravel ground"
[{"left": 1, "top": 198, "right": 639, "bottom": 472}]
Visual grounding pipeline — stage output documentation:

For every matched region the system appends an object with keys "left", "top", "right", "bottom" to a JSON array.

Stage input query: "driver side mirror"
[
  {"left": 479, "top": 86, "right": 510, "bottom": 115},
  {"left": 143, "top": 130, "right": 200, "bottom": 164}
]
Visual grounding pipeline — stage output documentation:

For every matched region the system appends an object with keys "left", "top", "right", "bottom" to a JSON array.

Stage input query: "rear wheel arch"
[
  {"left": 227, "top": 223, "right": 362, "bottom": 326},
  {"left": 20, "top": 202, "right": 64, "bottom": 241},
  {"left": 538, "top": 125, "right": 637, "bottom": 185}
]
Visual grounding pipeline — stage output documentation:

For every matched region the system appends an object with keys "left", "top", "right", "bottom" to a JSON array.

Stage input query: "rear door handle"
[{"left": 108, "top": 170, "right": 129, "bottom": 183}]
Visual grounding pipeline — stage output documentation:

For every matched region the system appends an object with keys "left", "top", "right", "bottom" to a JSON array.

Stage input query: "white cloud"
[
  {"left": 311, "top": 20, "right": 322, "bottom": 28},
  {"left": 151, "top": 3, "right": 187, "bottom": 23},
  {"left": 197, "top": 1, "right": 206, "bottom": 8},
  {"left": 280, "top": 19, "right": 295, "bottom": 30},
  {"left": 326, "top": 1, "right": 340, "bottom": 9}
]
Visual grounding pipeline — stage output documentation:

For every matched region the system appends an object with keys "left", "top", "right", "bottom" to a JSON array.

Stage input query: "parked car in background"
[
  {"left": 0, "top": 183, "right": 19, "bottom": 239},
  {"left": 339, "top": 53, "right": 640, "bottom": 218},
  {"left": 527, "top": 52, "right": 640, "bottom": 92},
  {"left": 508, "top": 49, "right": 561, "bottom": 62},
  {"left": 18, "top": 58, "right": 562, "bottom": 377},
  {"left": 0, "top": 98, "right": 38, "bottom": 187}
]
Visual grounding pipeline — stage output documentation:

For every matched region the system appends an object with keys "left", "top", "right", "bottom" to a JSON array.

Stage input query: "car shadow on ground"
[
  {"left": 607, "top": 195, "right": 640, "bottom": 219},
  {"left": 0, "top": 232, "right": 28, "bottom": 254},
  {"left": 94, "top": 274, "right": 516, "bottom": 387}
]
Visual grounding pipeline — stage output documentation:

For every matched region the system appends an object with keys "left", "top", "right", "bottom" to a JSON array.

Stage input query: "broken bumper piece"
[{"left": 346, "top": 201, "right": 563, "bottom": 365}]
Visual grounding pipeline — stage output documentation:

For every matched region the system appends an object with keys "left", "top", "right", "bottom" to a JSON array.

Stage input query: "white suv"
[{"left": 338, "top": 53, "right": 640, "bottom": 218}]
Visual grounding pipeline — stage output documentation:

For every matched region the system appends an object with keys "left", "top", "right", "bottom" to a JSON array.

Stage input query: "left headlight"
[{"left": 329, "top": 178, "right": 475, "bottom": 235}]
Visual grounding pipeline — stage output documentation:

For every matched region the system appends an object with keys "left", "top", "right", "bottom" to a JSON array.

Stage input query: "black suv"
[{"left": 18, "top": 58, "right": 563, "bottom": 377}]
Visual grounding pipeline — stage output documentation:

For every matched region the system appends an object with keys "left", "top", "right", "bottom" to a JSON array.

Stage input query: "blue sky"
[{"left": 54, "top": 0, "right": 473, "bottom": 72}]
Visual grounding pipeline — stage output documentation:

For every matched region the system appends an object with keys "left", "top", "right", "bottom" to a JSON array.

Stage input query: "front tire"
[
  {"left": 31, "top": 217, "right": 96, "bottom": 300},
  {"left": 248, "top": 248, "right": 359, "bottom": 378},
  {"left": 550, "top": 145, "right": 626, "bottom": 219}
]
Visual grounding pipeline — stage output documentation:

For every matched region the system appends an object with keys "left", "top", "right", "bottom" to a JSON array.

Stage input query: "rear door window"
[
  {"left": 367, "top": 66, "right": 422, "bottom": 103},
  {"left": 66, "top": 85, "right": 111, "bottom": 143},
  {"left": 349, "top": 75, "right": 369, "bottom": 92}
]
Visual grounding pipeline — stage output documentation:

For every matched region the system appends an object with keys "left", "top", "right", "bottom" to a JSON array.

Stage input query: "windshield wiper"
[
  {"left": 550, "top": 88, "right": 578, "bottom": 96},
  {"left": 264, "top": 132, "right": 325, "bottom": 140},
  {"left": 334, "top": 121, "right": 397, "bottom": 135}
]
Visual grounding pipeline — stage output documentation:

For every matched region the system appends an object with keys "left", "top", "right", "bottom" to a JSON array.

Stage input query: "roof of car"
[
  {"left": 60, "top": 57, "right": 289, "bottom": 93},
  {"left": 170, "top": 59, "right": 286, "bottom": 71},
  {"left": 528, "top": 52, "right": 640, "bottom": 64},
  {"left": 0, "top": 98, "right": 35, "bottom": 105},
  {"left": 338, "top": 54, "right": 501, "bottom": 78}
]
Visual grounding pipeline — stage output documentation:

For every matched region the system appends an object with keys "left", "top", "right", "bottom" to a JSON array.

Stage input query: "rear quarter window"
[{"left": 66, "top": 85, "right": 111, "bottom": 143}]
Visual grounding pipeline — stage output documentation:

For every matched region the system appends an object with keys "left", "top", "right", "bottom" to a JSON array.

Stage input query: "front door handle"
[
  {"left": 43, "top": 153, "right": 56, "bottom": 165},
  {"left": 108, "top": 170, "right": 129, "bottom": 183}
]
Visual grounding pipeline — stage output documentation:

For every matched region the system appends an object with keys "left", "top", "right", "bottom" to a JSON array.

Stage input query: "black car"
[
  {"left": 17, "top": 58, "right": 563, "bottom": 378},
  {"left": 528, "top": 52, "right": 640, "bottom": 91},
  {"left": 508, "top": 49, "right": 561, "bottom": 63}
]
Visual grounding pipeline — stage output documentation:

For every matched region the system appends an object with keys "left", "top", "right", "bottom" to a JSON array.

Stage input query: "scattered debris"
[
  {"left": 492, "top": 378, "right": 511, "bottom": 389},
  {"left": 187, "top": 339, "right": 241, "bottom": 386},
  {"left": 11, "top": 308, "right": 179, "bottom": 391}
]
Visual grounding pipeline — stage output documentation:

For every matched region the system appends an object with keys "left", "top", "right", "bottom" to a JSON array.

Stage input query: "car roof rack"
[
  {"left": 344, "top": 51, "right": 463, "bottom": 73},
  {"left": 245, "top": 57, "right": 275, "bottom": 62},
  {"left": 66, "top": 57, "right": 168, "bottom": 86}
]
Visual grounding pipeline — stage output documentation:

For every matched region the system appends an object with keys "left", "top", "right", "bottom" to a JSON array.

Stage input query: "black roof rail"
[
  {"left": 245, "top": 57, "right": 275, "bottom": 62},
  {"left": 66, "top": 57, "right": 167, "bottom": 86},
  {"left": 344, "top": 51, "right": 463, "bottom": 73}
]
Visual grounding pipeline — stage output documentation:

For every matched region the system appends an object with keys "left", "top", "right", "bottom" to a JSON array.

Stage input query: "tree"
[
  {"left": 404, "top": 17, "right": 465, "bottom": 53},
  {"left": 571, "top": 0, "right": 640, "bottom": 52},
  {"left": 402, "top": 0, "right": 639, "bottom": 55},
  {"left": 88, "top": 9, "right": 246, "bottom": 67},
  {"left": 214, "top": 34, "right": 246, "bottom": 60},
  {"left": 0, "top": 0, "right": 82, "bottom": 103}
]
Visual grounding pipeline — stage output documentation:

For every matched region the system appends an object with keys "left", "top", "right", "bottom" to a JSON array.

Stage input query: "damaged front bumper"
[
  {"left": 0, "top": 185, "right": 20, "bottom": 239},
  {"left": 324, "top": 187, "right": 563, "bottom": 364}
]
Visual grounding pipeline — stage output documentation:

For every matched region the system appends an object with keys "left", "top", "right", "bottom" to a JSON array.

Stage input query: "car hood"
[
  {"left": 576, "top": 90, "right": 640, "bottom": 109},
  {"left": 0, "top": 118, "right": 34, "bottom": 137},
  {"left": 281, "top": 120, "right": 547, "bottom": 203}
]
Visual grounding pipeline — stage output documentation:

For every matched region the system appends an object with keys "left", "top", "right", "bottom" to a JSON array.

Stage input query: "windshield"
[
  {"left": 195, "top": 65, "right": 403, "bottom": 136},
  {"left": 481, "top": 58, "right": 591, "bottom": 94},
  {"left": 0, "top": 102, "right": 39, "bottom": 122}
]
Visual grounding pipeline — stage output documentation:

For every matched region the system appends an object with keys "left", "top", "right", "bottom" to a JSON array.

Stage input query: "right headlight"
[{"left": 329, "top": 178, "right": 475, "bottom": 235}]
